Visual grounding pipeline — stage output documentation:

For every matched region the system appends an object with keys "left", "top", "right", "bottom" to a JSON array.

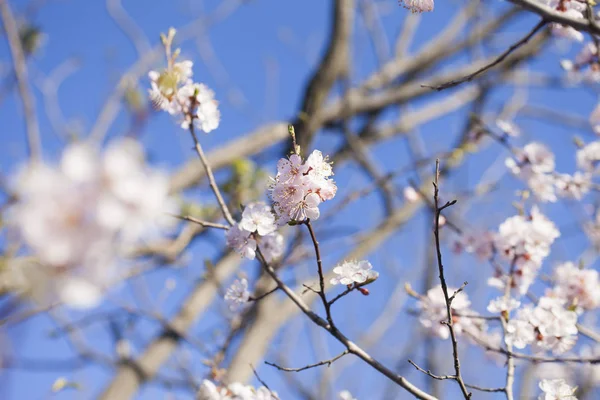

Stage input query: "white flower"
[
  {"left": 178, "top": 82, "right": 220, "bottom": 133},
  {"left": 505, "top": 317, "right": 536, "bottom": 349},
  {"left": 225, "top": 225, "right": 257, "bottom": 260},
  {"left": 196, "top": 380, "right": 278, "bottom": 400},
  {"left": 8, "top": 139, "right": 172, "bottom": 309},
  {"left": 270, "top": 150, "right": 336, "bottom": 225},
  {"left": 493, "top": 207, "right": 560, "bottom": 294},
  {"left": 399, "top": 0, "right": 434, "bottom": 13},
  {"left": 506, "top": 142, "right": 555, "bottom": 177},
  {"left": 487, "top": 297, "right": 521, "bottom": 314},
  {"left": 528, "top": 173, "right": 557, "bottom": 203},
  {"left": 403, "top": 186, "right": 420, "bottom": 203},
  {"left": 260, "top": 232, "right": 285, "bottom": 263},
  {"left": 496, "top": 119, "right": 520, "bottom": 137},
  {"left": 224, "top": 278, "right": 250, "bottom": 312},
  {"left": 546, "top": 262, "right": 600, "bottom": 312},
  {"left": 330, "top": 260, "right": 378, "bottom": 286},
  {"left": 577, "top": 141, "right": 600, "bottom": 173},
  {"left": 555, "top": 172, "right": 591, "bottom": 200},
  {"left": 538, "top": 379, "right": 578, "bottom": 400},
  {"left": 239, "top": 202, "right": 276, "bottom": 236},
  {"left": 339, "top": 390, "right": 357, "bottom": 400},
  {"left": 505, "top": 297, "right": 578, "bottom": 354},
  {"left": 197, "top": 380, "right": 229, "bottom": 400},
  {"left": 417, "top": 286, "right": 483, "bottom": 339}
]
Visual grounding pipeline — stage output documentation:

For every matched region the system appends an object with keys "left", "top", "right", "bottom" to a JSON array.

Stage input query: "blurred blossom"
[
  {"left": 546, "top": 262, "right": 600, "bottom": 312},
  {"left": 224, "top": 278, "right": 250, "bottom": 312},
  {"left": 197, "top": 379, "right": 277, "bottom": 400},
  {"left": 417, "top": 286, "right": 484, "bottom": 339},
  {"left": 492, "top": 206, "right": 560, "bottom": 295},
  {"left": 7, "top": 139, "right": 174, "bottom": 308},
  {"left": 398, "top": 0, "right": 434, "bottom": 13}
]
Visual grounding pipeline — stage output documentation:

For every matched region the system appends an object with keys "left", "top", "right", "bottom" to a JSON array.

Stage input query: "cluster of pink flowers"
[
  {"left": 538, "top": 378, "right": 578, "bottom": 400},
  {"left": 417, "top": 286, "right": 485, "bottom": 339},
  {"left": 398, "top": 0, "right": 434, "bottom": 13},
  {"left": 8, "top": 139, "right": 174, "bottom": 308},
  {"left": 270, "top": 150, "right": 337, "bottom": 224},
  {"left": 148, "top": 29, "right": 220, "bottom": 133},
  {"left": 197, "top": 379, "right": 277, "bottom": 400},
  {"left": 505, "top": 297, "right": 578, "bottom": 355},
  {"left": 506, "top": 141, "right": 594, "bottom": 202},
  {"left": 490, "top": 206, "right": 560, "bottom": 295},
  {"left": 540, "top": 0, "right": 586, "bottom": 42},
  {"left": 225, "top": 201, "right": 284, "bottom": 261}
]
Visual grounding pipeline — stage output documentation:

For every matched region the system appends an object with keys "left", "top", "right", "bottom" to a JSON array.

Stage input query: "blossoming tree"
[{"left": 1, "top": 0, "right": 600, "bottom": 399}]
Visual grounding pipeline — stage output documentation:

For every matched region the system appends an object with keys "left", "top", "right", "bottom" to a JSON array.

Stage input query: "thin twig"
[
  {"left": 187, "top": 123, "right": 235, "bottom": 226},
  {"left": 432, "top": 159, "right": 471, "bottom": 399},
  {"left": 408, "top": 360, "right": 455, "bottom": 381},
  {"left": 425, "top": 20, "right": 547, "bottom": 91},
  {"left": 0, "top": 0, "right": 42, "bottom": 161},
  {"left": 265, "top": 350, "right": 349, "bottom": 372},
  {"left": 305, "top": 220, "right": 334, "bottom": 328},
  {"left": 169, "top": 213, "right": 230, "bottom": 230}
]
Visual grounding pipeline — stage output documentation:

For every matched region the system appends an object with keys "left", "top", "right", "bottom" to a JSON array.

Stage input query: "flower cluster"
[
  {"left": 538, "top": 378, "right": 578, "bottom": 400},
  {"left": 148, "top": 28, "right": 220, "bottom": 133},
  {"left": 561, "top": 42, "right": 600, "bottom": 83},
  {"left": 224, "top": 278, "right": 251, "bottom": 312},
  {"left": 398, "top": 0, "right": 434, "bottom": 13},
  {"left": 270, "top": 150, "right": 337, "bottom": 225},
  {"left": 417, "top": 286, "right": 485, "bottom": 339},
  {"left": 225, "top": 202, "right": 284, "bottom": 261},
  {"left": 8, "top": 139, "right": 173, "bottom": 308},
  {"left": 505, "top": 297, "right": 578, "bottom": 355},
  {"left": 490, "top": 206, "right": 560, "bottom": 295},
  {"left": 330, "top": 260, "right": 378, "bottom": 286},
  {"left": 197, "top": 379, "right": 277, "bottom": 400},
  {"left": 539, "top": 0, "right": 585, "bottom": 42},
  {"left": 506, "top": 142, "right": 592, "bottom": 202},
  {"left": 453, "top": 230, "right": 495, "bottom": 261},
  {"left": 546, "top": 262, "right": 600, "bottom": 313}
]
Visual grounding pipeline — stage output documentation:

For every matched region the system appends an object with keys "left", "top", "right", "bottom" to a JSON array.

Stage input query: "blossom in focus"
[
  {"left": 148, "top": 28, "right": 220, "bottom": 133},
  {"left": 239, "top": 202, "right": 277, "bottom": 236},
  {"left": 505, "top": 297, "right": 578, "bottom": 355},
  {"left": 330, "top": 260, "right": 378, "bottom": 286},
  {"left": 178, "top": 82, "right": 220, "bottom": 133},
  {"left": 538, "top": 378, "right": 578, "bottom": 400},
  {"left": 270, "top": 149, "right": 337, "bottom": 224},
  {"left": 417, "top": 286, "right": 484, "bottom": 339},
  {"left": 8, "top": 139, "right": 173, "bottom": 308},
  {"left": 224, "top": 278, "right": 250, "bottom": 311},
  {"left": 398, "top": 0, "right": 434, "bottom": 13}
]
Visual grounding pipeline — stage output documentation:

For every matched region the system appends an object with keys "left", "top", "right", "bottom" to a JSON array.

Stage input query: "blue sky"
[{"left": 1, "top": 0, "right": 599, "bottom": 399}]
